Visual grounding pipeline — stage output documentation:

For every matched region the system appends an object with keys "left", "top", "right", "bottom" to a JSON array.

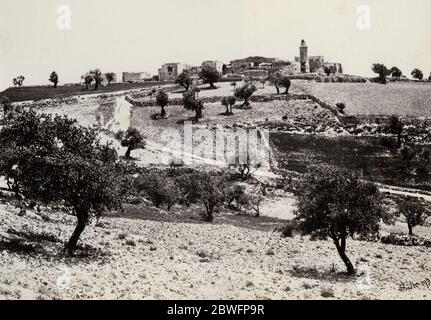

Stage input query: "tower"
[{"left": 299, "top": 39, "right": 309, "bottom": 73}]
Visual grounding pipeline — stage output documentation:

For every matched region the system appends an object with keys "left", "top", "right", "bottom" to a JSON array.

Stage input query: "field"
[
  {"left": 295, "top": 81, "right": 431, "bottom": 117},
  {"left": 1, "top": 78, "right": 430, "bottom": 300},
  {"left": 1, "top": 202, "right": 430, "bottom": 300},
  {"left": 0, "top": 82, "right": 170, "bottom": 102}
]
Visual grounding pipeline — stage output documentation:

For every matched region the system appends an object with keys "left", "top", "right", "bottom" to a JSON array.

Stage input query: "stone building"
[
  {"left": 122, "top": 72, "right": 152, "bottom": 82},
  {"left": 294, "top": 39, "right": 343, "bottom": 74},
  {"left": 158, "top": 63, "right": 191, "bottom": 82},
  {"left": 299, "top": 40, "right": 310, "bottom": 73}
]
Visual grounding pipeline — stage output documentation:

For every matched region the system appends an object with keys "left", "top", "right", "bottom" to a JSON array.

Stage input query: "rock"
[{"left": 266, "top": 248, "right": 275, "bottom": 256}]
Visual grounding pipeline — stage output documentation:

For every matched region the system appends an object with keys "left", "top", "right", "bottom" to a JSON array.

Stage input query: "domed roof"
[{"left": 300, "top": 39, "right": 307, "bottom": 47}]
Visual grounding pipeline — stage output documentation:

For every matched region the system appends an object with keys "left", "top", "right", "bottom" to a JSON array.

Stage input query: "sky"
[{"left": 1, "top": 0, "right": 431, "bottom": 90}]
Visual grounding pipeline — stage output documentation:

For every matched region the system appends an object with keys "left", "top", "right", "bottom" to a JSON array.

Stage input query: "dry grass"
[{"left": 294, "top": 81, "right": 431, "bottom": 117}]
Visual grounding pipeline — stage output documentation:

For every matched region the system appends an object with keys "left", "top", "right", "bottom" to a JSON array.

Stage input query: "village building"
[
  {"left": 122, "top": 72, "right": 152, "bottom": 82},
  {"left": 158, "top": 63, "right": 192, "bottom": 82},
  {"left": 294, "top": 39, "right": 343, "bottom": 74}
]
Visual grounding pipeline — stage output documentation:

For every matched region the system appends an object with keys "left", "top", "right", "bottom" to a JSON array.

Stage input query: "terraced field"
[{"left": 294, "top": 81, "right": 431, "bottom": 117}]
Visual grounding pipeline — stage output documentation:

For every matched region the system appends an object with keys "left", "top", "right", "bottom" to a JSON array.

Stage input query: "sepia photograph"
[{"left": 0, "top": 0, "right": 430, "bottom": 306}]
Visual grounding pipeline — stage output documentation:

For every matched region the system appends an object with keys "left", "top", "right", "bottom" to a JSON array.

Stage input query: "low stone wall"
[{"left": 126, "top": 92, "right": 340, "bottom": 120}]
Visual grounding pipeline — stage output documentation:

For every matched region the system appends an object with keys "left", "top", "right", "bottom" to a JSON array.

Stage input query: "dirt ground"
[{"left": 0, "top": 202, "right": 430, "bottom": 300}]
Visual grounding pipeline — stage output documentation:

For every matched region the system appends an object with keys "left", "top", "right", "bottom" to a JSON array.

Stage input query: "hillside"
[
  {"left": 295, "top": 81, "right": 431, "bottom": 117},
  {"left": 0, "top": 82, "right": 168, "bottom": 103},
  {"left": 1, "top": 202, "right": 430, "bottom": 300}
]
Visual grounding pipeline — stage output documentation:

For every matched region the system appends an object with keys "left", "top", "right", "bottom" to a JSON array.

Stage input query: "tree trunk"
[
  {"left": 95, "top": 82, "right": 99, "bottom": 90},
  {"left": 161, "top": 106, "right": 166, "bottom": 117},
  {"left": 225, "top": 105, "right": 230, "bottom": 114},
  {"left": 285, "top": 87, "right": 289, "bottom": 94},
  {"left": 276, "top": 86, "right": 280, "bottom": 94},
  {"left": 66, "top": 208, "right": 89, "bottom": 254},
  {"left": 54, "top": 82, "right": 58, "bottom": 88},
  {"left": 125, "top": 146, "right": 132, "bottom": 159},
  {"left": 333, "top": 236, "right": 355, "bottom": 275},
  {"left": 408, "top": 223, "right": 413, "bottom": 236},
  {"left": 203, "top": 203, "right": 214, "bottom": 222}
]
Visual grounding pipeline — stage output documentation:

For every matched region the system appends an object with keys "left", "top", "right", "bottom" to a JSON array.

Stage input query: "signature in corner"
[{"left": 399, "top": 278, "right": 431, "bottom": 292}]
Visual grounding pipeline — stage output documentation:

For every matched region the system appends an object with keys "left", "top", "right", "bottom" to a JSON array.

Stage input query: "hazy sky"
[{"left": 1, "top": 0, "right": 431, "bottom": 90}]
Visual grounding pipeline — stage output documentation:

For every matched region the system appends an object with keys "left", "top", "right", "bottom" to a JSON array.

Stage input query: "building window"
[{"left": 167, "top": 66, "right": 173, "bottom": 72}]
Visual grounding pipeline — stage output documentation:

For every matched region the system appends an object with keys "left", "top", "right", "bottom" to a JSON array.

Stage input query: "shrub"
[
  {"left": 136, "top": 171, "right": 180, "bottom": 211},
  {"left": 196, "top": 171, "right": 226, "bottom": 222},
  {"left": 279, "top": 219, "right": 298, "bottom": 238},
  {"left": 226, "top": 184, "right": 248, "bottom": 210},
  {"left": 385, "top": 115, "right": 404, "bottom": 147},
  {"left": 174, "top": 170, "right": 201, "bottom": 206},
  {"left": 380, "top": 136, "right": 399, "bottom": 149},
  {"left": 125, "top": 239, "right": 136, "bottom": 246},
  {"left": 336, "top": 103, "right": 346, "bottom": 114},
  {"left": 0, "top": 95, "right": 12, "bottom": 118},
  {"left": 381, "top": 233, "right": 431, "bottom": 247}
]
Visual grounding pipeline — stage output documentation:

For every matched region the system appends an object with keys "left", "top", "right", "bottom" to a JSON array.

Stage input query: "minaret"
[{"left": 300, "top": 39, "right": 309, "bottom": 73}]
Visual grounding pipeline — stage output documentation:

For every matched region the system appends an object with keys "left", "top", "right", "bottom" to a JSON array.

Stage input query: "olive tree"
[
  {"left": 398, "top": 197, "right": 429, "bottom": 236},
  {"left": 199, "top": 65, "right": 220, "bottom": 89},
  {"left": 234, "top": 83, "right": 257, "bottom": 108},
  {"left": 49, "top": 71, "right": 59, "bottom": 88},
  {"left": 294, "top": 165, "right": 386, "bottom": 275},
  {"left": 82, "top": 74, "right": 93, "bottom": 89},
  {"left": 13, "top": 76, "right": 25, "bottom": 87},
  {"left": 156, "top": 89, "right": 169, "bottom": 117},
  {"left": 176, "top": 71, "right": 192, "bottom": 91},
  {"left": 390, "top": 67, "right": 402, "bottom": 79},
  {"left": 105, "top": 72, "right": 115, "bottom": 85},
  {"left": 372, "top": 63, "right": 389, "bottom": 84},
  {"left": 411, "top": 68, "right": 424, "bottom": 80},
  {"left": 89, "top": 68, "right": 103, "bottom": 90},
  {"left": 183, "top": 88, "right": 204, "bottom": 122},
  {"left": 118, "top": 127, "right": 145, "bottom": 159},
  {"left": 0, "top": 109, "right": 124, "bottom": 254}
]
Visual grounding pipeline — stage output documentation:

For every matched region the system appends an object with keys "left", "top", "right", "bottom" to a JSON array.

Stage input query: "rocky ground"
[{"left": 0, "top": 200, "right": 430, "bottom": 300}]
